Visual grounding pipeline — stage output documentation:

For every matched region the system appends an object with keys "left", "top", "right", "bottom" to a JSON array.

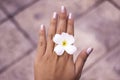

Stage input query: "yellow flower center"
[{"left": 62, "top": 40, "right": 67, "bottom": 46}]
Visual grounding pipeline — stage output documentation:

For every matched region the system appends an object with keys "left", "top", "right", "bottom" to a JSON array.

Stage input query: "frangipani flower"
[{"left": 53, "top": 32, "right": 77, "bottom": 56}]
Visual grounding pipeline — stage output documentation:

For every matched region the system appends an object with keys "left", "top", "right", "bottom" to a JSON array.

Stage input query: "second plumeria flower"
[{"left": 53, "top": 32, "right": 77, "bottom": 56}]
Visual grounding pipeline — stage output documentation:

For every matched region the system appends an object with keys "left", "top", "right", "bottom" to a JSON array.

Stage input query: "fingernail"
[
  {"left": 69, "top": 13, "right": 72, "bottom": 19},
  {"left": 53, "top": 12, "right": 57, "bottom": 19},
  {"left": 61, "top": 6, "right": 65, "bottom": 13},
  {"left": 40, "top": 24, "right": 44, "bottom": 30},
  {"left": 86, "top": 48, "right": 93, "bottom": 54}
]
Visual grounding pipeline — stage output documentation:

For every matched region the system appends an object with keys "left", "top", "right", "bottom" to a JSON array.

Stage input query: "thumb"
[{"left": 75, "top": 48, "right": 93, "bottom": 79}]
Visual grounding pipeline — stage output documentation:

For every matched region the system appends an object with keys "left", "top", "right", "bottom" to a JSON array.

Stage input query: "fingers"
[
  {"left": 75, "top": 48, "right": 93, "bottom": 78},
  {"left": 67, "top": 13, "right": 74, "bottom": 36},
  {"left": 45, "top": 6, "right": 74, "bottom": 58},
  {"left": 37, "top": 25, "right": 47, "bottom": 58},
  {"left": 45, "top": 12, "right": 58, "bottom": 54},
  {"left": 56, "top": 6, "right": 67, "bottom": 34}
]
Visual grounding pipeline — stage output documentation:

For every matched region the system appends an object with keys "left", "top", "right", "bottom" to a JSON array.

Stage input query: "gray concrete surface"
[{"left": 0, "top": 0, "right": 120, "bottom": 80}]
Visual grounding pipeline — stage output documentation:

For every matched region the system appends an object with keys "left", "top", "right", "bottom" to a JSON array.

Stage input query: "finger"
[
  {"left": 67, "top": 13, "right": 74, "bottom": 36},
  {"left": 55, "top": 6, "right": 68, "bottom": 57},
  {"left": 36, "top": 25, "right": 46, "bottom": 58},
  {"left": 45, "top": 12, "right": 58, "bottom": 55},
  {"left": 56, "top": 6, "right": 67, "bottom": 34},
  {"left": 67, "top": 13, "right": 74, "bottom": 59},
  {"left": 75, "top": 48, "right": 93, "bottom": 78}
]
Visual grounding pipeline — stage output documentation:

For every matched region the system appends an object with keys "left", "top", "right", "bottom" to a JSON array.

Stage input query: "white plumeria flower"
[{"left": 53, "top": 32, "right": 77, "bottom": 56}]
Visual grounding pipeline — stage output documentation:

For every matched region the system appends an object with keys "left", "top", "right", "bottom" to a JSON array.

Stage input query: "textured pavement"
[{"left": 0, "top": 0, "right": 120, "bottom": 80}]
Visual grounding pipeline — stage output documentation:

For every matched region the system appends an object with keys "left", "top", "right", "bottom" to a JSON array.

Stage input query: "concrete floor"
[{"left": 0, "top": 0, "right": 120, "bottom": 80}]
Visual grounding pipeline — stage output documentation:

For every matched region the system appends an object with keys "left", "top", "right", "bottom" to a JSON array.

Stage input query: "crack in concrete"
[
  {"left": 75, "top": 0, "right": 106, "bottom": 20},
  {"left": 82, "top": 42, "right": 120, "bottom": 74},
  {"left": 0, "top": 0, "right": 39, "bottom": 25},
  {"left": 0, "top": 47, "right": 35, "bottom": 74},
  {"left": 109, "top": 0, "right": 120, "bottom": 10}
]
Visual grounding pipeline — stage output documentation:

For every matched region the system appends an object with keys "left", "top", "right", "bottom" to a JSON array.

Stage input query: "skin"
[{"left": 34, "top": 7, "right": 93, "bottom": 80}]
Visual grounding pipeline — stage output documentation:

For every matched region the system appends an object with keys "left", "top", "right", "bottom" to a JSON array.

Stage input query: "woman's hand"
[{"left": 34, "top": 6, "right": 93, "bottom": 80}]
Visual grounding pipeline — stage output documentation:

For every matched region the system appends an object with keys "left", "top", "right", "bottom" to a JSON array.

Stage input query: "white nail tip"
[
  {"left": 61, "top": 6, "right": 65, "bottom": 13},
  {"left": 40, "top": 24, "right": 44, "bottom": 30},
  {"left": 53, "top": 12, "right": 57, "bottom": 19},
  {"left": 86, "top": 48, "right": 93, "bottom": 54},
  {"left": 69, "top": 13, "right": 72, "bottom": 19}
]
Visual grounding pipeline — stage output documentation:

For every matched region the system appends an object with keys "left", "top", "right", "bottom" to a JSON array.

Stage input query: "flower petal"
[
  {"left": 54, "top": 45, "right": 64, "bottom": 55},
  {"left": 66, "top": 35, "right": 75, "bottom": 44},
  {"left": 61, "top": 32, "right": 67, "bottom": 36},
  {"left": 53, "top": 34, "right": 63, "bottom": 44},
  {"left": 64, "top": 45, "right": 77, "bottom": 55},
  {"left": 61, "top": 32, "right": 75, "bottom": 44}
]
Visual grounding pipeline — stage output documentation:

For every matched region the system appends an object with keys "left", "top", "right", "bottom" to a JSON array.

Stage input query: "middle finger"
[{"left": 56, "top": 6, "right": 67, "bottom": 34}]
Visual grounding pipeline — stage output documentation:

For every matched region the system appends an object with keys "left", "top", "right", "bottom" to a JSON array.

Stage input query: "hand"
[{"left": 34, "top": 6, "right": 93, "bottom": 80}]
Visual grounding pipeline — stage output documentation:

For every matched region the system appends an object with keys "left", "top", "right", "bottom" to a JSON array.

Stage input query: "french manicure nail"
[
  {"left": 40, "top": 24, "right": 44, "bottom": 30},
  {"left": 69, "top": 13, "right": 72, "bottom": 19},
  {"left": 53, "top": 12, "right": 57, "bottom": 19},
  {"left": 61, "top": 6, "right": 65, "bottom": 13},
  {"left": 86, "top": 48, "right": 93, "bottom": 54}
]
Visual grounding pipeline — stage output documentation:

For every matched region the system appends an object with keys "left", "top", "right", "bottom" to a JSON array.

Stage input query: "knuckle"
[
  {"left": 48, "top": 33, "right": 54, "bottom": 40},
  {"left": 39, "top": 31, "right": 44, "bottom": 36},
  {"left": 80, "top": 56, "right": 87, "bottom": 62},
  {"left": 39, "top": 41, "right": 44, "bottom": 46},
  {"left": 39, "top": 39, "right": 46, "bottom": 46},
  {"left": 51, "top": 19, "right": 57, "bottom": 25},
  {"left": 59, "top": 13, "right": 67, "bottom": 19},
  {"left": 68, "top": 20, "right": 73, "bottom": 25},
  {"left": 57, "top": 28, "right": 63, "bottom": 33}
]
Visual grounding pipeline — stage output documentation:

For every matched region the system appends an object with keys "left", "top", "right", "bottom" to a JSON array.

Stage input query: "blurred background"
[{"left": 0, "top": 0, "right": 120, "bottom": 80}]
